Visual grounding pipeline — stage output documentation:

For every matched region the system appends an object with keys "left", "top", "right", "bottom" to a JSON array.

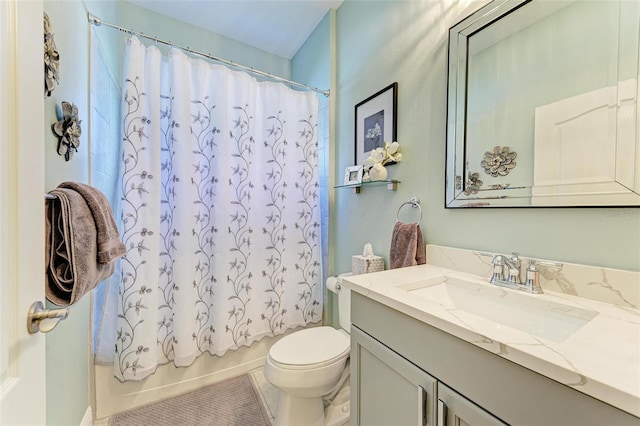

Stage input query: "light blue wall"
[
  {"left": 117, "top": 2, "right": 291, "bottom": 80},
  {"left": 43, "top": 1, "right": 115, "bottom": 423},
  {"left": 292, "top": 12, "right": 331, "bottom": 91},
  {"left": 42, "top": 1, "right": 295, "bottom": 424},
  {"left": 330, "top": 0, "right": 639, "bottom": 274}
]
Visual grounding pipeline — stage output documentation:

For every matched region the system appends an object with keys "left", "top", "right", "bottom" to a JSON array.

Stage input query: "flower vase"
[{"left": 369, "top": 163, "right": 388, "bottom": 181}]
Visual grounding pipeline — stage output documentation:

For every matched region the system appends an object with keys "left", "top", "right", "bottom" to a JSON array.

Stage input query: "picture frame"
[
  {"left": 354, "top": 82, "right": 398, "bottom": 166},
  {"left": 344, "top": 165, "right": 364, "bottom": 186}
]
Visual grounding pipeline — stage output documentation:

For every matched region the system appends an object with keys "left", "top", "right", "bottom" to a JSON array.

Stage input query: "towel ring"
[{"left": 396, "top": 197, "right": 422, "bottom": 223}]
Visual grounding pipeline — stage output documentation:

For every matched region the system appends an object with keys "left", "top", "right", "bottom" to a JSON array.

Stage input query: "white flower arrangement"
[{"left": 364, "top": 141, "right": 402, "bottom": 167}]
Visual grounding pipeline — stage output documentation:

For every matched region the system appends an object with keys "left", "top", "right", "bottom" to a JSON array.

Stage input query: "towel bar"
[
  {"left": 396, "top": 197, "right": 422, "bottom": 223},
  {"left": 27, "top": 301, "right": 69, "bottom": 334}
]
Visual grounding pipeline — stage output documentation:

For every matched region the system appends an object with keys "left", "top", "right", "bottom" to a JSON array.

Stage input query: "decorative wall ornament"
[
  {"left": 52, "top": 101, "right": 81, "bottom": 161},
  {"left": 44, "top": 13, "right": 60, "bottom": 97},
  {"left": 481, "top": 146, "right": 517, "bottom": 177},
  {"left": 463, "top": 172, "right": 483, "bottom": 195}
]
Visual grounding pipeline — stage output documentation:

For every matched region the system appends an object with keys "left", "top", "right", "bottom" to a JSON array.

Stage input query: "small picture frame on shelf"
[
  {"left": 344, "top": 165, "right": 363, "bottom": 186},
  {"left": 355, "top": 82, "right": 398, "bottom": 166}
]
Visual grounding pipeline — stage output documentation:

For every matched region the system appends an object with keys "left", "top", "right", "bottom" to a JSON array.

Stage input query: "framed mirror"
[{"left": 446, "top": 0, "right": 640, "bottom": 207}]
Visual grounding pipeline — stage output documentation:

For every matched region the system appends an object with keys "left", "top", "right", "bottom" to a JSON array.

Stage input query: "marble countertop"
[{"left": 342, "top": 264, "right": 640, "bottom": 417}]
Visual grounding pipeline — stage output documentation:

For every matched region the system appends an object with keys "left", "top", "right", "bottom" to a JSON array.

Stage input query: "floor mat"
[{"left": 109, "top": 374, "right": 272, "bottom": 426}]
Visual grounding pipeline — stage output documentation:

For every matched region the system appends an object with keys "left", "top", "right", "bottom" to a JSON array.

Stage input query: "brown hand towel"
[
  {"left": 389, "top": 222, "right": 426, "bottom": 269},
  {"left": 58, "top": 181, "right": 125, "bottom": 264},
  {"left": 45, "top": 184, "right": 124, "bottom": 306}
]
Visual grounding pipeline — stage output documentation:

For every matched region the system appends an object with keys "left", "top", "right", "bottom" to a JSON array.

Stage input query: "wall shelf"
[{"left": 335, "top": 180, "right": 400, "bottom": 194}]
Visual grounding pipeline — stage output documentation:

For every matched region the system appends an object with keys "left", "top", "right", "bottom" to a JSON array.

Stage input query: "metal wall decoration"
[
  {"left": 455, "top": 175, "right": 462, "bottom": 190},
  {"left": 480, "top": 146, "right": 517, "bottom": 177},
  {"left": 44, "top": 13, "right": 60, "bottom": 97},
  {"left": 52, "top": 101, "right": 81, "bottom": 161},
  {"left": 463, "top": 172, "right": 483, "bottom": 195}
]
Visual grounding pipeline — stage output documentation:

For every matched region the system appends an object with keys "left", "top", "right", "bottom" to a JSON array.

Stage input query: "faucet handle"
[
  {"left": 524, "top": 259, "right": 562, "bottom": 294},
  {"left": 507, "top": 268, "right": 520, "bottom": 284},
  {"left": 525, "top": 259, "right": 543, "bottom": 293},
  {"left": 490, "top": 255, "right": 504, "bottom": 283},
  {"left": 503, "top": 252, "right": 521, "bottom": 284}
]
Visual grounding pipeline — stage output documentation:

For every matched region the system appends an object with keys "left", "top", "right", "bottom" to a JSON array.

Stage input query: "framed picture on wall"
[{"left": 354, "top": 82, "right": 398, "bottom": 166}]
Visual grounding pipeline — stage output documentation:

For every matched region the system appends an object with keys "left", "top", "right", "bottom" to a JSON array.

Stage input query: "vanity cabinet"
[
  {"left": 350, "top": 292, "right": 639, "bottom": 426},
  {"left": 351, "top": 325, "right": 505, "bottom": 426}
]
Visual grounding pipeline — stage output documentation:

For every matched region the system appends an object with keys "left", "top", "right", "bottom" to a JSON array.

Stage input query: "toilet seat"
[{"left": 269, "top": 326, "right": 350, "bottom": 370}]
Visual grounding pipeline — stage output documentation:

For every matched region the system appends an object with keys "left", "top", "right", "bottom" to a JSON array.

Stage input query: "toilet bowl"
[{"left": 263, "top": 274, "right": 352, "bottom": 426}]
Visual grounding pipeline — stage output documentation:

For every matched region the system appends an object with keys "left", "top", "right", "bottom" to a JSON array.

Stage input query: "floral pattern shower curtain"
[{"left": 116, "top": 36, "right": 322, "bottom": 382}]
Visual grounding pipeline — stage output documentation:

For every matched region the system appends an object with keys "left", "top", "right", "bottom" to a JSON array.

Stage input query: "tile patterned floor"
[
  {"left": 249, "top": 366, "right": 351, "bottom": 426},
  {"left": 249, "top": 367, "right": 279, "bottom": 424}
]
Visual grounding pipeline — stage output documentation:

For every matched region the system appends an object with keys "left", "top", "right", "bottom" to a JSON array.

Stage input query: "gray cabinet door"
[
  {"left": 437, "top": 383, "right": 507, "bottom": 426},
  {"left": 351, "top": 325, "right": 437, "bottom": 426}
]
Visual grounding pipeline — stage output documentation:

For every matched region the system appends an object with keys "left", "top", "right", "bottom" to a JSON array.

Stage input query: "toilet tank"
[{"left": 327, "top": 273, "right": 352, "bottom": 332}]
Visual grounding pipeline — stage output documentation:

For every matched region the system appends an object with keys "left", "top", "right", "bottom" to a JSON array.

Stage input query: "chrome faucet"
[
  {"left": 491, "top": 252, "right": 522, "bottom": 283},
  {"left": 490, "top": 252, "right": 521, "bottom": 284},
  {"left": 487, "top": 252, "right": 562, "bottom": 294}
]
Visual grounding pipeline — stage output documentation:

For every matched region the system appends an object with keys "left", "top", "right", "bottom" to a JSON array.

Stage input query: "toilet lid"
[{"left": 269, "top": 326, "right": 350, "bottom": 367}]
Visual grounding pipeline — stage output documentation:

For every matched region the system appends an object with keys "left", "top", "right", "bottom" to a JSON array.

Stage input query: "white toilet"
[{"left": 264, "top": 274, "right": 352, "bottom": 426}]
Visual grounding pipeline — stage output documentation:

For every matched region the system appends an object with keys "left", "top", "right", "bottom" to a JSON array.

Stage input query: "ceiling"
[{"left": 127, "top": 0, "right": 343, "bottom": 59}]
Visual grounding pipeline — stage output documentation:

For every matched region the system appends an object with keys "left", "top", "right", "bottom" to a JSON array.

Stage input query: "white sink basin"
[{"left": 397, "top": 275, "right": 598, "bottom": 342}]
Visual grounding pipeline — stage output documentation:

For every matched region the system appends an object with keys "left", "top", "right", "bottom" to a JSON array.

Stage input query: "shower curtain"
[{"left": 115, "top": 36, "right": 322, "bottom": 382}]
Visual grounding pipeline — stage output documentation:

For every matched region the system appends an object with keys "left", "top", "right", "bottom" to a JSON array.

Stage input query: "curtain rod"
[{"left": 88, "top": 13, "right": 330, "bottom": 97}]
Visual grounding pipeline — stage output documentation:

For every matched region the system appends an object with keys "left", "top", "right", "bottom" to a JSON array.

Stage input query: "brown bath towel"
[
  {"left": 389, "top": 222, "right": 426, "bottom": 269},
  {"left": 45, "top": 183, "right": 125, "bottom": 306},
  {"left": 58, "top": 181, "right": 125, "bottom": 264}
]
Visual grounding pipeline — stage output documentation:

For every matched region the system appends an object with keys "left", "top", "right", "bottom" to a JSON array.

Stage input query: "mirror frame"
[{"left": 445, "top": 0, "right": 640, "bottom": 208}]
